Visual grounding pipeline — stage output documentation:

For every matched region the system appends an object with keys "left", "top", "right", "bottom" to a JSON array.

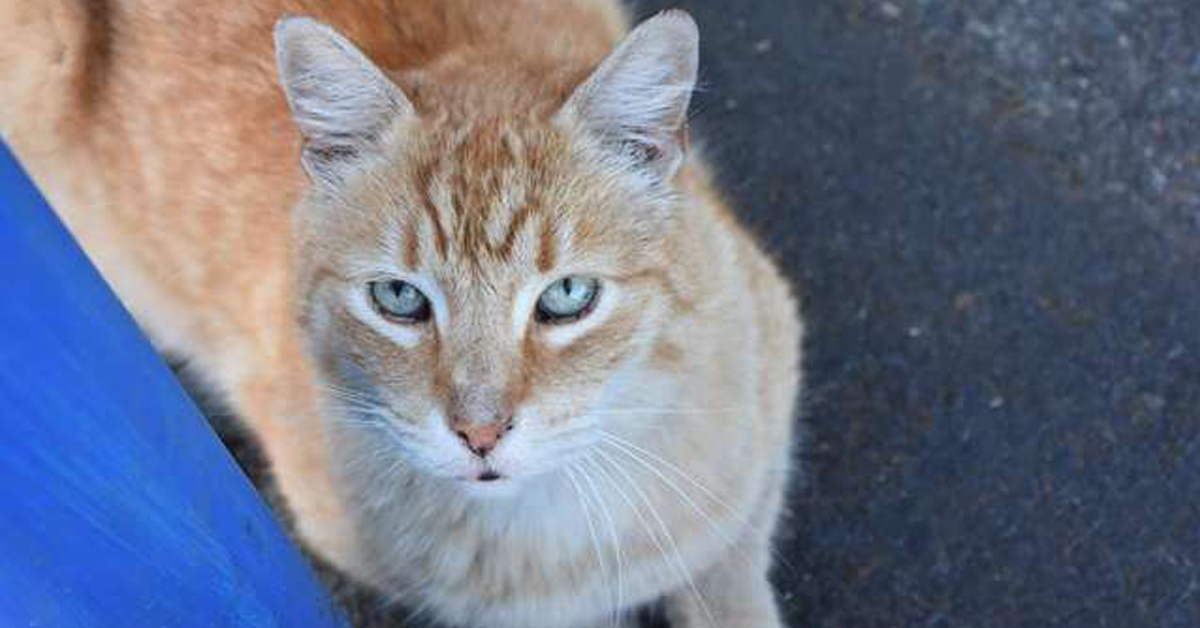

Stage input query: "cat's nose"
[{"left": 451, "top": 416, "right": 513, "bottom": 457}]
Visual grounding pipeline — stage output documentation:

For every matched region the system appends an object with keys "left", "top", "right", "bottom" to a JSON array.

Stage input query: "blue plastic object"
[{"left": 0, "top": 143, "right": 349, "bottom": 627}]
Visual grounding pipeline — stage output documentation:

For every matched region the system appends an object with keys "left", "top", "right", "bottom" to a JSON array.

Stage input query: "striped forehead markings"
[{"left": 408, "top": 124, "right": 559, "bottom": 268}]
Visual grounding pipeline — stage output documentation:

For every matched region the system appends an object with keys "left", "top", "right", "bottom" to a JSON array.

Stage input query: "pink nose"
[{"left": 452, "top": 417, "right": 513, "bottom": 457}]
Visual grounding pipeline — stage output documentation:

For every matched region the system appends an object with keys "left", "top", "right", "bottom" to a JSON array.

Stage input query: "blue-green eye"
[
  {"left": 536, "top": 276, "right": 600, "bottom": 323},
  {"left": 369, "top": 280, "right": 431, "bottom": 323}
]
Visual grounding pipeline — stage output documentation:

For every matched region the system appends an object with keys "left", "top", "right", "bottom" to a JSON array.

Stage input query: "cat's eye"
[
  {"left": 536, "top": 276, "right": 600, "bottom": 324},
  {"left": 369, "top": 280, "right": 431, "bottom": 323}
]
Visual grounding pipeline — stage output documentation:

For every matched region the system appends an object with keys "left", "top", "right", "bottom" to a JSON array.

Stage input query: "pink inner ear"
[
  {"left": 274, "top": 16, "right": 413, "bottom": 183},
  {"left": 559, "top": 12, "right": 699, "bottom": 178}
]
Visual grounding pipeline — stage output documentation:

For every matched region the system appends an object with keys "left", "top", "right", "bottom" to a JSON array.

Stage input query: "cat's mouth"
[
  {"left": 477, "top": 470, "right": 502, "bottom": 482},
  {"left": 457, "top": 467, "right": 524, "bottom": 499},
  {"left": 455, "top": 466, "right": 506, "bottom": 483}
]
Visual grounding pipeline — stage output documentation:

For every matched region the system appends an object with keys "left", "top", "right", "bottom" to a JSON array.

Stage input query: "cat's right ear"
[
  {"left": 274, "top": 16, "right": 413, "bottom": 185},
  {"left": 559, "top": 10, "right": 699, "bottom": 184}
]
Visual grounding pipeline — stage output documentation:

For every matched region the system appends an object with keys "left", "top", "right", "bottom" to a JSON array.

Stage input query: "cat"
[{"left": 0, "top": 1, "right": 803, "bottom": 627}]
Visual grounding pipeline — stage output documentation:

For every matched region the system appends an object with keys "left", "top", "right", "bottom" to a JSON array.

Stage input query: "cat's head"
[{"left": 274, "top": 11, "right": 698, "bottom": 495}]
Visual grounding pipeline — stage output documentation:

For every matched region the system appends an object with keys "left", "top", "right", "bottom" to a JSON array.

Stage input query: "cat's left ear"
[
  {"left": 560, "top": 10, "right": 699, "bottom": 183},
  {"left": 274, "top": 16, "right": 413, "bottom": 185}
]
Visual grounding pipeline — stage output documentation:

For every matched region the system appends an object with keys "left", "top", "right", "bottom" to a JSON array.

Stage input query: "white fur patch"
[{"left": 511, "top": 280, "right": 544, "bottom": 341}]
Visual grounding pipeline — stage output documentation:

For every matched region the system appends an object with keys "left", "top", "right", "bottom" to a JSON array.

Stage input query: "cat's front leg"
[
  {"left": 661, "top": 550, "right": 783, "bottom": 628},
  {"left": 661, "top": 476, "right": 788, "bottom": 628},
  {"left": 232, "top": 369, "right": 363, "bottom": 575}
]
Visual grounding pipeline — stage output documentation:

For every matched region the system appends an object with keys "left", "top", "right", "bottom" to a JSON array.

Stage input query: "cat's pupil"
[{"left": 562, "top": 277, "right": 574, "bottom": 297}]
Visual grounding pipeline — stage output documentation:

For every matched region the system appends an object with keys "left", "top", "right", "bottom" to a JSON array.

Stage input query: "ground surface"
[{"left": 212, "top": 1, "right": 1200, "bottom": 626}]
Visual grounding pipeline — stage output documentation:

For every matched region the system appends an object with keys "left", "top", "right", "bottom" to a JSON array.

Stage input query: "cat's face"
[
  {"left": 298, "top": 122, "right": 675, "bottom": 491},
  {"left": 276, "top": 13, "right": 698, "bottom": 493}
]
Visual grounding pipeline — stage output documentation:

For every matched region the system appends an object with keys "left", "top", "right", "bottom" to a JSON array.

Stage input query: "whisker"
[
  {"left": 538, "top": 402, "right": 746, "bottom": 417},
  {"left": 319, "top": 383, "right": 386, "bottom": 405},
  {"left": 328, "top": 415, "right": 389, "bottom": 429},
  {"left": 596, "top": 444, "right": 774, "bottom": 580},
  {"left": 394, "top": 576, "right": 437, "bottom": 627},
  {"left": 564, "top": 464, "right": 611, "bottom": 619},
  {"left": 598, "top": 431, "right": 797, "bottom": 575},
  {"left": 578, "top": 452, "right": 625, "bottom": 627},
  {"left": 588, "top": 452, "right": 720, "bottom": 628},
  {"left": 584, "top": 452, "right": 673, "bottom": 604},
  {"left": 535, "top": 403, "right": 771, "bottom": 434},
  {"left": 598, "top": 431, "right": 739, "bottom": 518}
]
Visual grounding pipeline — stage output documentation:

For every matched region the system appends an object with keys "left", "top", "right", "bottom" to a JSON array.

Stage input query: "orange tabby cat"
[{"left": 0, "top": 1, "right": 802, "bottom": 626}]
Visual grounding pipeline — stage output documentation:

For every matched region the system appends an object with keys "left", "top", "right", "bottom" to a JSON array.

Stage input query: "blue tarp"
[{"left": 0, "top": 143, "right": 348, "bottom": 628}]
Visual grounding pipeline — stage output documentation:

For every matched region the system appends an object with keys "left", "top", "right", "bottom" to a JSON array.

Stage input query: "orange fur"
[{"left": 0, "top": 2, "right": 802, "bottom": 627}]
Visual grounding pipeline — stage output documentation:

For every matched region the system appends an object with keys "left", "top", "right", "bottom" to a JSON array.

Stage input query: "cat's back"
[
  {"left": 0, "top": 0, "right": 627, "bottom": 357},
  {"left": 0, "top": 0, "right": 627, "bottom": 227},
  {"left": 0, "top": 0, "right": 625, "bottom": 142}
]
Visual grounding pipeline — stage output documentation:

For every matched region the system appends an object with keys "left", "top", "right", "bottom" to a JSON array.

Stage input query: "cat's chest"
[
  {"left": 414, "top": 478, "right": 603, "bottom": 579},
  {"left": 359, "top": 458, "right": 747, "bottom": 628},
  {"left": 387, "top": 475, "right": 673, "bottom": 623}
]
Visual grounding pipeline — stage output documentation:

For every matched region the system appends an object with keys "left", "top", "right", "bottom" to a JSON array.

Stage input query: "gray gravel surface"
[{"left": 205, "top": 1, "right": 1200, "bottom": 626}]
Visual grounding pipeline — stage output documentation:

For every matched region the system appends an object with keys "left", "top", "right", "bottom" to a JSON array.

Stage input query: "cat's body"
[{"left": 0, "top": 1, "right": 802, "bottom": 627}]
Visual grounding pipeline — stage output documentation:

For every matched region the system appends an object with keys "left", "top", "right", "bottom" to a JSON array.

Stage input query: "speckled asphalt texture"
[{"left": 209, "top": 1, "right": 1200, "bottom": 626}]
